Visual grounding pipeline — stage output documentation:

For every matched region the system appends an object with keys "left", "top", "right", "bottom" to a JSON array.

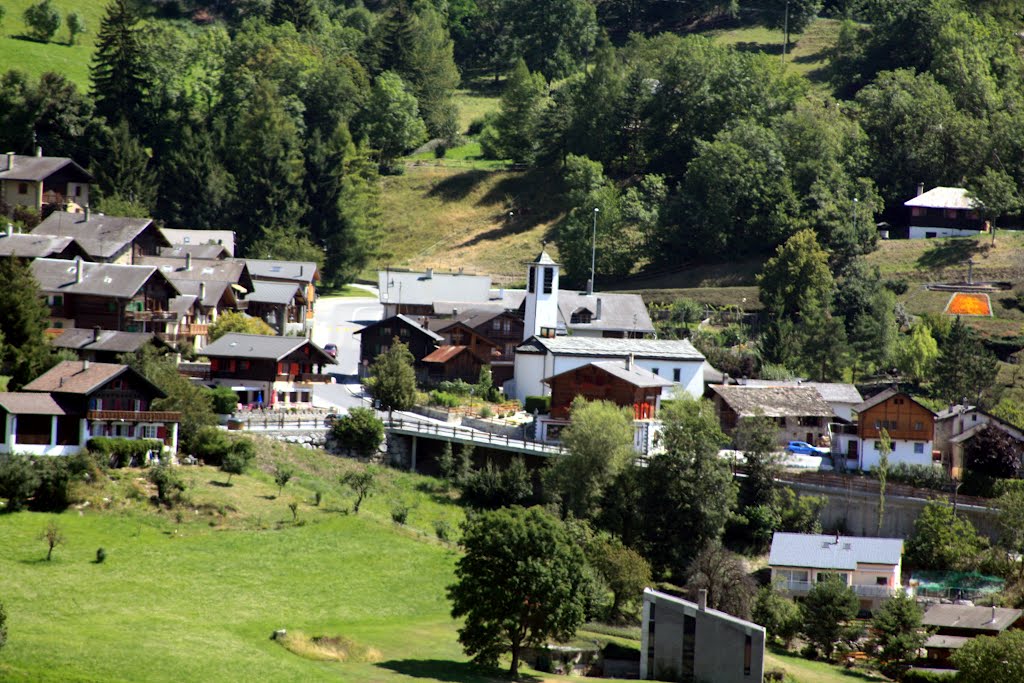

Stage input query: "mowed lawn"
[{"left": 0, "top": 0, "right": 109, "bottom": 87}]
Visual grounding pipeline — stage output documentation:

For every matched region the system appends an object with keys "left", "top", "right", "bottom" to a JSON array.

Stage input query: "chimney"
[
  {"left": 185, "top": 252, "right": 192, "bottom": 271},
  {"left": 835, "top": 531, "right": 841, "bottom": 545},
  {"left": 299, "top": 265, "right": 304, "bottom": 277},
  {"left": 595, "top": 297, "right": 602, "bottom": 320},
  {"left": 93, "top": 325, "right": 101, "bottom": 342},
  {"left": 586, "top": 278, "right": 594, "bottom": 295},
  {"left": 84, "top": 205, "right": 91, "bottom": 221},
  {"left": 199, "top": 281, "right": 207, "bottom": 303},
  {"left": 426, "top": 268, "right": 434, "bottom": 279},
  {"left": 35, "top": 146, "right": 42, "bottom": 157},
  {"left": 697, "top": 589, "right": 707, "bottom": 611},
  {"left": 74, "top": 256, "right": 83, "bottom": 284},
  {"left": 989, "top": 605, "right": 997, "bottom": 624},
  {"left": 916, "top": 182, "right": 925, "bottom": 197},
  {"left": 59, "top": 377, "right": 64, "bottom": 387},
  {"left": 5, "top": 152, "right": 13, "bottom": 171},
  {"left": 82, "top": 359, "right": 90, "bottom": 372},
  {"left": 625, "top": 353, "right": 634, "bottom": 371}
]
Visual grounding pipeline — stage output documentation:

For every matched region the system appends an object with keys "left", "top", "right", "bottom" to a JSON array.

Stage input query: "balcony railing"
[
  {"left": 298, "top": 373, "right": 332, "bottom": 383},
  {"left": 87, "top": 410, "right": 182, "bottom": 422},
  {"left": 777, "top": 579, "right": 897, "bottom": 598},
  {"left": 125, "top": 310, "right": 178, "bottom": 322}
]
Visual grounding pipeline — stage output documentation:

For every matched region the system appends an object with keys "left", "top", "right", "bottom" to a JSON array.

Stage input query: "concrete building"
[
  {"left": 640, "top": 588, "right": 765, "bottom": 683},
  {"left": 768, "top": 532, "right": 904, "bottom": 612}
]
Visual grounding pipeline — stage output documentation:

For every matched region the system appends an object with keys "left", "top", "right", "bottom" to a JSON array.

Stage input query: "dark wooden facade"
[
  {"left": 547, "top": 365, "right": 662, "bottom": 420},
  {"left": 209, "top": 346, "right": 331, "bottom": 384},
  {"left": 47, "top": 274, "right": 177, "bottom": 333},
  {"left": 423, "top": 346, "right": 486, "bottom": 382},
  {"left": 857, "top": 393, "right": 935, "bottom": 441},
  {"left": 437, "top": 323, "right": 499, "bottom": 365},
  {"left": 357, "top": 316, "right": 439, "bottom": 368}
]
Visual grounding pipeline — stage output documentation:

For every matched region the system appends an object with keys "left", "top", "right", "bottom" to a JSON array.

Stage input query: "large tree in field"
[
  {"left": 90, "top": 0, "right": 151, "bottom": 134},
  {"left": 482, "top": 58, "right": 547, "bottom": 164},
  {"left": 0, "top": 258, "right": 55, "bottom": 389},
  {"left": 360, "top": 71, "right": 427, "bottom": 168},
  {"left": 544, "top": 397, "right": 635, "bottom": 520},
  {"left": 934, "top": 316, "right": 997, "bottom": 404},
  {"left": 448, "top": 506, "right": 588, "bottom": 677},
  {"left": 800, "top": 575, "right": 861, "bottom": 659},
  {"left": 367, "top": 339, "right": 417, "bottom": 413},
  {"left": 904, "top": 501, "right": 984, "bottom": 571}
]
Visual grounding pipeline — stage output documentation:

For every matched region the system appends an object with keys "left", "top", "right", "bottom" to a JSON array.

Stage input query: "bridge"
[{"left": 385, "top": 416, "right": 565, "bottom": 468}]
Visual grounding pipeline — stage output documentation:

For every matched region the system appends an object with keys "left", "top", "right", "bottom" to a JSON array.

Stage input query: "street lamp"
[{"left": 591, "top": 207, "right": 599, "bottom": 293}]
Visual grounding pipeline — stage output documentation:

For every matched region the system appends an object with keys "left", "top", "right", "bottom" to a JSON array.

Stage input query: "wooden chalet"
[
  {"left": 543, "top": 360, "right": 672, "bottom": 420},
  {"left": 422, "top": 344, "right": 496, "bottom": 383},
  {"left": 354, "top": 314, "right": 442, "bottom": 374},
  {"left": 0, "top": 151, "right": 92, "bottom": 214},
  {"left": 32, "top": 210, "right": 169, "bottom": 264}
]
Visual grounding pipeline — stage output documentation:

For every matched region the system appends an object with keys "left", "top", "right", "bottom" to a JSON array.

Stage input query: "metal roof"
[
  {"left": 528, "top": 250, "right": 558, "bottom": 265},
  {"left": 200, "top": 333, "right": 334, "bottom": 363},
  {"left": 710, "top": 385, "right": 836, "bottom": 418},
  {"left": 246, "top": 258, "right": 317, "bottom": 283},
  {"left": 51, "top": 328, "right": 155, "bottom": 353},
  {"left": 922, "top": 605, "right": 1023, "bottom": 632},
  {"left": 377, "top": 269, "right": 492, "bottom": 306},
  {"left": 923, "top": 634, "right": 970, "bottom": 650},
  {"left": 543, "top": 360, "right": 673, "bottom": 388},
  {"left": 0, "top": 392, "right": 66, "bottom": 415},
  {"left": 768, "top": 532, "right": 903, "bottom": 570},
  {"left": 422, "top": 345, "right": 472, "bottom": 364},
  {"left": 168, "top": 279, "right": 229, "bottom": 308},
  {"left": 643, "top": 588, "right": 765, "bottom": 634},
  {"left": 519, "top": 336, "right": 705, "bottom": 361},
  {"left": 433, "top": 292, "right": 528, "bottom": 315},
  {"left": 159, "top": 228, "right": 235, "bottom": 256},
  {"left": 905, "top": 187, "right": 977, "bottom": 210},
  {"left": 138, "top": 256, "right": 251, "bottom": 287},
  {"left": 554, "top": 290, "right": 655, "bottom": 334},
  {"left": 158, "top": 244, "right": 228, "bottom": 260},
  {"left": 353, "top": 314, "right": 444, "bottom": 341},
  {"left": 0, "top": 233, "right": 76, "bottom": 258},
  {"left": 246, "top": 281, "right": 303, "bottom": 305},
  {"left": 33, "top": 211, "right": 162, "bottom": 259},
  {"left": 0, "top": 155, "right": 92, "bottom": 182},
  {"left": 31, "top": 258, "right": 158, "bottom": 298}
]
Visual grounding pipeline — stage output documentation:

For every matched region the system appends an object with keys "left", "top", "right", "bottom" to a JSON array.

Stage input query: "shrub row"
[
  {"left": 867, "top": 462, "right": 951, "bottom": 491},
  {"left": 86, "top": 438, "right": 164, "bottom": 468},
  {"left": 524, "top": 395, "right": 550, "bottom": 414}
]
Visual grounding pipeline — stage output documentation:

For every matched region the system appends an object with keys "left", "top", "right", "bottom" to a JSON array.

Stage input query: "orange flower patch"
[{"left": 945, "top": 292, "right": 992, "bottom": 316}]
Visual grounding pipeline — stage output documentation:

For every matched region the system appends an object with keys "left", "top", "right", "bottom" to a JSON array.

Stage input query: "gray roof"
[
  {"left": 0, "top": 392, "right": 66, "bottom": 415},
  {"left": 378, "top": 269, "right": 493, "bottom": 306},
  {"left": 168, "top": 279, "right": 230, "bottom": 308},
  {"left": 429, "top": 308, "right": 509, "bottom": 332},
  {"left": 710, "top": 385, "right": 836, "bottom": 418},
  {"left": 31, "top": 258, "right": 157, "bottom": 298},
  {"left": 518, "top": 336, "right": 705, "bottom": 361},
  {"left": 433, "top": 293, "right": 528, "bottom": 316},
  {"left": 138, "top": 256, "right": 252, "bottom": 290},
  {"left": 158, "top": 244, "right": 229, "bottom": 260},
  {"left": 169, "top": 294, "right": 199, "bottom": 316},
  {"left": 855, "top": 388, "right": 936, "bottom": 415},
  {"left": 0, "top": 233, "right": 76, "bottom": 258},
  {"left": 0, "top": 155, "right": 92, "bottom": 182},
  {"left": 769, "top": 532, "right": 903, "bottom": 570},
  {"left": 246, "top": 281, "right": 303, "bottom": 306},
  {"left": 544, "top": 360, "right": 673, "bottom": 388},
  {"left": 555, "top": 290, "right": 655, "bottom": 334},
  {"left": 922, "top": 605, "right": 1022, "bottom": 632},
  {"left": 246, "top": 259, "right": 317, "bottom": 284},
  {"left": 923, "top": 634, "right": 970, "bottom": 650},
  {"left": 644, "top": 589, "right": 765, "bottom": 634},
  {"left": 529, "top": 250, "right": 558, "bottom": 265},
  {"left": 905, "top": 187, "right": 976, "bottom": 210},
  {"left": 201, "top": 333, "right": 334, "bottom": 363},
  {"left": 159, "top": 228, "right": 235, "bottom": 256},
  {"left": 354, "top": 314, "right": 444, "bottom": 342},
  {"left": 739, "top": 380, "right": 862, "bottom": 405},
  {"left": 51, "top": 328, "right": 156, "bottom": 353},
  {"left": 33, "top": 211, "right": 162, "bottom": 259}
]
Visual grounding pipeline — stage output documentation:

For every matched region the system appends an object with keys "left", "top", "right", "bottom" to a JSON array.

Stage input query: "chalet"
[
  {"left": 905, "top": 186, "right": 984, "bottom": 239},
  {"left": 32, "top": 210, "right": 170, "bottom": 264},
  {"left": 160, "top": 228, "right": 236, "bottom": 256},
  {"left": 429, "top": 308, "right": 523, "bottom": 383},
  {"left": 0, "top": 360, "right": 180, "bottom": 456},
  {"left": 246, "top": 259, "right": 318, "bottom": 329},
  {"left": 708, "top": 384, "right": 836, "bottom": 447},
  {"left": 835, "top": 389, "right": 938, "bottom": 470},
  {"left": 733, "top": 379, "right": 863, "bottom": 421},
  {"left": 138, "top": 255, "right": 255, "bottom": 296},
  {"left": 422, "top": 344, "right": 495, "bottom": 383},
  {"left": 158, "top": 243, "right": 230, "bottom": 260},
  {"left": 768, "top": 532, "right": 904, "bottom": 613},
  {"left": 537, "top": 359, "right": 672, "bottom": 450},
  {"left": 640, "top": 588, "right": 765, "bottom": 683},
  {"left": 0, "top": 232, "right": 85, "bottom": 259},
  {"left": 429, "top": 321, "right": 500, "bottom": 366},
  {"left": 244, "top": 281, "right": 309, "bottom": 335},
  {"left": 32, "top": 257, "right": 178, "bottom": 333},
  {"left": 0, "top": 151, "right": 92, "bottom": 214},
  {"left": 511, "top": 336, "right": 706, "bottom": 403},
  {"left": 935, "top": 405, "right": 1024, "bottom": 479},
  {"left": 199, "top": 333, "right": 336, "bottom": 407},
  {"left": 922, "top": 604, "right": 1024, "bottom": 667},
  {"left": 51, "top": 327, "right": 164, "bottom": 363},
  {"left": 354, "top": 314, "right": 442, "bottom": 374},
  {"left": 378, "top": 268, "right": 493, "bottom": 317}
]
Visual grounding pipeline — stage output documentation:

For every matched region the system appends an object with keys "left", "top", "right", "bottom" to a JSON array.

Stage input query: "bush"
[
  {"left": 390, "top": 500, "right": 411, "bottom": 524},
  {"left": 0, "top": 454, "right": 40, "bottom": 512},
  {"left": 148, "top": 463, "right": 185, "bottom": 505},
  {"left": 29, "top": 457, "right": 70, "bottom": 512},
  {"left": 466, "top": 116, "right": 489, "bottom": 136},
  {"left": 209, "top": 386, "right": 239, "bottom": 415},
  {"left": 524, "top": 395, "right": 551, "bottom": 414},
  {"left": 901, "top": 669, "right": 957, "bottom": 682},
  {"left": 458, "top": 457, "right": 534, "bottom": 509},
  {"left": 429, "top": 390, "right": 460, "bottom": 408},
  {"left": 434, "top": 142, "right": 447, "bottom": 159},
  {"left": 220, "top": 439, "right": 255, "bottom": 483},
  {"left": 332, "top": 407, "right": 385, "bottom": 457},
  {"left": 434, "top": 519, "right": 451, "bottom": 541},
  {"left": 87, "top": 437, "right": 164, "bottom": 468},
  {"left": 479, "top": 405, "right": 493, "bottom": 419},
  {"left": 438, "top": 379, "right": 473, "bottom": 395},
  {"left": 95, "top": 547, "right": 107, "bottom": 564},
  {"left": 23, "top": 0, "right": 61, "bottom": 42},
  {"left": 189, "top": 426, "right": 232, "bottom": 465},
  {"left": 869, "top": 462, "right": 951, "bottom": 491}
]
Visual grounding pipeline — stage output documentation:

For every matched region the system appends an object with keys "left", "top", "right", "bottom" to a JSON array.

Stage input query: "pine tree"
[
  {"left": 157, "top": 123, "right": 234, "bottom": 229},
  {"left": 935, "top": 316, "right": 998, "bottom": 404},
  {"left": 402, "top": 4, "right": 460, "bottom": 139},
  {"left": 0, "top": 258, "right": 55, "bottom": 388},
  {"left": 90, "top": 0, "right": 151, "bottom": 134},
  {"left": 270, "top": 0, "right": 318, "bottom": 31},
  {"left": 94, "top": 119, "right": 157, "bottom": 211},
  {"left": 485, "top": 59, "right": 547, "bottom": 163}
]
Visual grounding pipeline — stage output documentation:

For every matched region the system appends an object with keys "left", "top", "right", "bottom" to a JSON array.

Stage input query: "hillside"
[{"left": 0, "top": 0, "right": 106, "bottom": 87}]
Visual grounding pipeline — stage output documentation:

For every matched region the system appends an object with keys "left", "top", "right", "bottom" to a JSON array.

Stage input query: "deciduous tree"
[
  {"left": 340, "top": 467, "right": 377, "bottom": 513},
  {"left": 331, "top": 407, "right": 385, "bottom": 458},
  {"left": 753, "top": 587, "right": 801, "bottom": 646},
  {"left": 23, "top": 0, "right": 61, "bottom": 43},
  {"left": 800, "top": 575, "right": 861, "bottom": 659},
  {"left": 589, "top": 534, "right": 651, "bottom": 622},
  {"left": 686, "top": 542, "right": 756, "bottom": 619},
  {"left": 360, "top": 71, "right": 427, "bottom": 168},
  {"left": 367, "top": 339, "right": 417, "bottom": 413},
  {"left": 448, "top": 506, "right": 588, "bottom": 676},
  {"left": 953, "top": 629, "right": 1024, "bottom": 683},
  {"left": 965, "top": 425, "right": 1023, "bottom": 479},
  {"left": 905, "top": 501, "right": 984, "bottom": 571},
  {"left": 207, "top": 311, "right": 275, "bottom": 342}
]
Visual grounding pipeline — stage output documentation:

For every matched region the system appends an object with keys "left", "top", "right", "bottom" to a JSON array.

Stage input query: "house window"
[
  {"left": 542, "top": 267, "right": 553, "bottom": 294},
  {"left": 651, "top": 367, "right": 660, "bottom": 376},
  {"left": 673, "top": 368, "right": 681, "bottom": 382},
  {"left": 914, "top": 443, "right": 925, "bottom": 454},
  {"left": 570, "top": 309, "right": 591, "bottom": 324},
  {"left": 52, "top": 295, "right": 63, "bottom": 306},
  {"left": 744, "top": 635, "right": 752, "bottom": 676},
  {"left": 911, "top": 207, "right": 925, "bottom": 217},
  {"left": 874, "top": 420, "right": 881, "bottom": 429},
  {"left": 239, "top": 360, "right": 250, "bottom": 371},
  {"left": 874, "top": 441, "right": 882, "bottom": 450},
  {"left": 399, "top": 327, "right": 409, "bottom": 338},
  {"left": 18, "top": 182, "right": 28, "bottom": 195},
  {"left": 75, "top": 185, "right": 82, "bottom": 197},
  {"left": 817, "top": 572, "right": 849, "bottom": 584},
  {"left": 528, "top": 266, "right": 536, "bottom": 293},
  {"left": 776, "top": 569, "right": 809, "bottom": 583},
  {"left": 53, "top": 321, "right": 63, "bottom": 328},
  {"left": 914, "top": 421, "right": 923, "bottom": 431},
  {"left": 492, "top": 319, "right": 501, "bottom": 331},
  {"left": 503, "top": 319, "right": 511, "bottom": 333},
  {"left": 946, "top": 209, "right": 958, "bottom": 219},
  {"left": 894, "top": 398, "right": 904, "bottom": 405},
  {"left": 140, "top": 425, "right": 159, "bottom": 439},
  {"left": 876, "top": 577, "right": 888, "bottom": 586}
]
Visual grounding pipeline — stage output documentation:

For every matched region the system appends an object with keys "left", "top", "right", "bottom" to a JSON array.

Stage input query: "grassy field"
[
  {"left": 764, "top": 649, "right": 886, "bottom": 683},
  {"left": 0, "top": 0, "right": 107, "bottom": 87},
  {"left": 707, "top": 17, "right": 843, "bottom": 81},
  {"left": 374, "top": 165, "right": 565, "bottom": 282}
]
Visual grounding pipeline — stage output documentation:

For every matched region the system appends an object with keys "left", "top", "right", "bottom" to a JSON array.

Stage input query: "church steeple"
[{"left": 523, "top": 247, "right": 559, "bottom": 340}]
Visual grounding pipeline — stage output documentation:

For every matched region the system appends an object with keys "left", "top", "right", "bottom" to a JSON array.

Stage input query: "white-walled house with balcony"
[{"left": 768, "top": 532, "right": 904, "bottom": 612}]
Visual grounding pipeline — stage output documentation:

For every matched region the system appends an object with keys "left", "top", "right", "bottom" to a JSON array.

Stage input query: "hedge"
[
  {"left": 86, "top": 438, "right": 164, "bottom": 468},
  {"left": 524, "top": 395, "right": 550, "bottom": 414}
]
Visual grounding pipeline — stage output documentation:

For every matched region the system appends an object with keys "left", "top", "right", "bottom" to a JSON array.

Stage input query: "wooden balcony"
[
  {"left": 87, "top": 410, "right": 182, "bottom": 422},
  {"left": 125, "top": 310, "right": 178, "bottom": 322},
  {"left": 299, "top": 373, "right": 333, "bottom": 383}
]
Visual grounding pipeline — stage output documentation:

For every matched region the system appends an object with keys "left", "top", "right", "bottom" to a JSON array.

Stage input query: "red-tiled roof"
[{"left": 422, "top": 345, "right": 471, "bottom": 364}]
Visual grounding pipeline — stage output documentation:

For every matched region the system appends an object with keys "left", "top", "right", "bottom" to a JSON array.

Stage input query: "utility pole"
[
  {"left": 591, "top": 207, "right": 599, "bottom": 293},
  {"left": 782, "top": 0, "right": 790, "bottom": 64}
]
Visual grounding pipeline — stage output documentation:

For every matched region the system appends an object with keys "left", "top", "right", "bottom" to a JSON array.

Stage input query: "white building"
[{"left": 905, "top": 186, "right": 985, "bottom": 239}]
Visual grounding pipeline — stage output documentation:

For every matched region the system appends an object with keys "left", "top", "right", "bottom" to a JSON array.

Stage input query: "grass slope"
[
  {"left": 0, "top": 0, "right": 107, "bottom": 87},
  {"left": 707, "top": 17, "right": 842, "bottom": 81}
]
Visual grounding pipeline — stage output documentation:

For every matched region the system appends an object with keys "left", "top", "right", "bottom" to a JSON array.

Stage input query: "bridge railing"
[{"left": 386, "top": 417, "right": 565, "bottom": 456}]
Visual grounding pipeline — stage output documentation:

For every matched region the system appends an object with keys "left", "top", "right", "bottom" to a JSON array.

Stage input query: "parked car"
[
  {"left": 786, "top": 441, "right": 829, "bottom": 456},
  {"left": 324, "top": 343, "right": 338, "bottom": 358}
]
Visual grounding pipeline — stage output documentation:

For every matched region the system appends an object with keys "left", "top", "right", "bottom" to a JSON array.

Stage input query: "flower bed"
[{"left": 945, "top": 292, "right": 992, "bottom": 316}]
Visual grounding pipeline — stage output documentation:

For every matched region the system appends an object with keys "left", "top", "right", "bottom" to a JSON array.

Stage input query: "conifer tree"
[
  {"left": 0, "top": 258, "right": 55, "bottom": 388},
  {"left": 90, "top": 0, "right": 151, "bottom": 134},
  {"left": 482, "top": 59, "right": 547, "bottom": 163},
  {"left": 94, "top": 119, "right": 157, "bottom": 211},
  {"left": 157, "top": 124, "right": 234, "bottom": 229},
  {"left": 270, "top": 0, "right": 318, "bottom": 31}
]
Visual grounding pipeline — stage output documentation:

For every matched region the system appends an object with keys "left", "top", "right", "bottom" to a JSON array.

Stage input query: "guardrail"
[
  {"left": 386, "top": 417, "right": 565, "bottom": 456},
  {"left": 778, "top": 579, "right": 897, "bottom": 599},
  {"left": 228, "top": 415, "right": 330, "bottom": 431}
]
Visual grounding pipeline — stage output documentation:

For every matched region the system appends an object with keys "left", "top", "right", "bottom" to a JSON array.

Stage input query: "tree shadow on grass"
[
  {"left": 376, "top": 659, "right": 539, "bottom": 683},
  {"left": 427, "top": 170, "right": 492, "bottom": 202},
  {"left": 915, "top": 239, "right": 987, "bottom": 270},
  {"left": 209, "top": 480, "right": 233, "bottom": 488}
]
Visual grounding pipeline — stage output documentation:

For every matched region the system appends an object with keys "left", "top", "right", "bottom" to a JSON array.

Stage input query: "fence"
[
  {"left": 386, "top": 417, "right": 565, "bottom": 456},
  {"left": 228, "top": 415, "right": 330, "bottom": 431}
]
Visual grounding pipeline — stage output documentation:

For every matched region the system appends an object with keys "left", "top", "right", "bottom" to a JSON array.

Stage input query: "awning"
[{"left": 229, "top": 386, "right": 263, "bottom": 391}]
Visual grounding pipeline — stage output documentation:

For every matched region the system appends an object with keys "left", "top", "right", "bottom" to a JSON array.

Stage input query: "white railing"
[
  {"left": 778, "top": 579, "right": 897, "bottom": 598},
  {"left": 386, "top": 417, "right": 565, "bottom": 457}
]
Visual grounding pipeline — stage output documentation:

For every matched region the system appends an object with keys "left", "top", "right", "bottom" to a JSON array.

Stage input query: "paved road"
[{"left": 311, "top": 290, "right": 382, "bottom": 376}]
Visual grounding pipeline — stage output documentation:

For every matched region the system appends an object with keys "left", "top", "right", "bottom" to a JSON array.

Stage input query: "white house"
[{"left": 905, "top": 186, "right": 985, "bottom": 239}]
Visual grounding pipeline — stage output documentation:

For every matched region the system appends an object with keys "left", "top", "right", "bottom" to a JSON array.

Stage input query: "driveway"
[{"left": 312, "top": 292, "right": 382, "bottom": 376}]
